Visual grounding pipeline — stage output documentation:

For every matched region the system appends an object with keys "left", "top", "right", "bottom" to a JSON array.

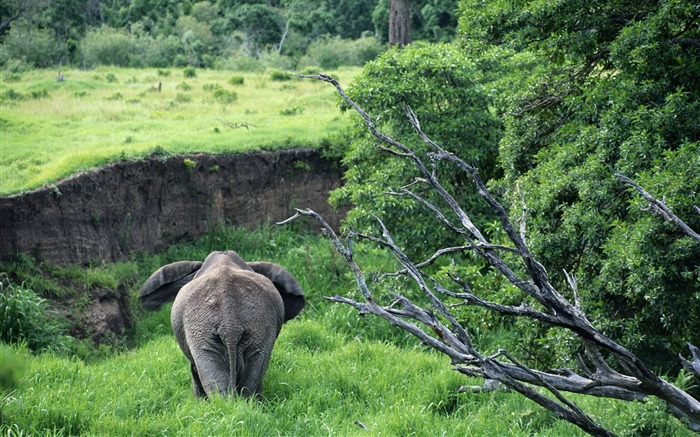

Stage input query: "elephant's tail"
[{"left": 139, "top": 261, "right": 203, "bottom": 311}]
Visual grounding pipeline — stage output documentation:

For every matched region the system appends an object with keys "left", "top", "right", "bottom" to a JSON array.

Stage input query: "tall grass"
[
  {"left": 1, "top": 226, "right": 693, "bottom": 436},
  {"left": 0, "top": 67, "right": 358, "bottom": 195}
]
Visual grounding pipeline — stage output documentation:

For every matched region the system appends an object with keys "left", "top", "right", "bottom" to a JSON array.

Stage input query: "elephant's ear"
[
  {"left": 247, "top": 261, "right": 305, "bottom": 322},
  {"left": 139, "top": 261, "right": 203, "bottom": 311}
]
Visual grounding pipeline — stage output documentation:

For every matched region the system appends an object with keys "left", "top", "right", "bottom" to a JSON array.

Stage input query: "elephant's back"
[{"left": 173, "top": 267, "right": 284, "bottom": 332}]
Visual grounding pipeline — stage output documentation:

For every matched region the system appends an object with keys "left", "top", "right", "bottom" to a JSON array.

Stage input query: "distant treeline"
[{"left": 0, "top": 0, "right": 457, "bottom": 70}]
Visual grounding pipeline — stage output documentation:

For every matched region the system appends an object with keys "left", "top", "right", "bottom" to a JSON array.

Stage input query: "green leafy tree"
[
  {"left": 331, "top": 43, "right": 503, "bottom": 259},
  {"left": 458, "top": 0, "right": 700, "bottom": 371}
]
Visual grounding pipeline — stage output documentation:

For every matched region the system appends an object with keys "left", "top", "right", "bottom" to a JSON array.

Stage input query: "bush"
[
  {"left": 298, "top": 35, "right": 385, "bottom": 69},
  {"left": 228, "top": 75, "right": 245, "bottom": 85},
  {"left": 0, "top": 278, "right": 69, "bottom": 354},
  {"left": 79, "top": 26, "right": 134, "bottom": 68},
  {"left": 211, "top": 88, "right": 237, "bottom": 104},
  {"left": 182, "top": 66, "right": 197, "bottom": 78},
  {"left": 269, "top": 69, "right": 292, "bottom": 81}
]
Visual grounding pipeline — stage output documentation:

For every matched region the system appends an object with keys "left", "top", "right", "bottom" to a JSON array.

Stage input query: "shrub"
[
  {"left": 228, "top": 75, "right": 245, "bottom": 85},
  {"left": 298, "top": 35, "right": 385, "bottom": 69},
  {"left": 269, "top": 69, "right": 293, "bottom": 81},
  {"left": 0, "top": 278, "right": 69, "bottom": 354},
  {"left": 80, "top": 26, "right": 134, "bottom": 68},
  {"left": 183, "top": 66, "right": 197, "bottom": 78},
  {"left": 212, "top": 88, "right": 237, "bottom": 104}
]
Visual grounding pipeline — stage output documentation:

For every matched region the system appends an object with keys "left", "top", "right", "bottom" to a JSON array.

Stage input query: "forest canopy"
[{"left": 0, "top": 0, "right": 457, "bottom": 69}]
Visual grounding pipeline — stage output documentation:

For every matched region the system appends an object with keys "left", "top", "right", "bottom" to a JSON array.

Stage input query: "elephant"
[{"left": 139, "top": 250, "right": 305, "bottom": 399}]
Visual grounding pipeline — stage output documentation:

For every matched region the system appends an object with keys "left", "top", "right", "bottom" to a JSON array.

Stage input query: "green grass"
[
  {"left": 0, "top": 67, "right": 357, "bottom": 195},
  {"left": 1, "top": 226, "right": 694, "bottom": 436}
]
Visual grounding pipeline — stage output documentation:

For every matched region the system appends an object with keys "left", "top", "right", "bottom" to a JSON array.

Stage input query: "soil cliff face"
[{"left": 1, "top": 148, "right": 344, "bottom": 266}]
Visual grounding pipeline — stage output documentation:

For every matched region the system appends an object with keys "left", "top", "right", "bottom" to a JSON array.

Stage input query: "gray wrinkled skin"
[{"left": 139, "top": 251, "right": 305, "bottom": 398}]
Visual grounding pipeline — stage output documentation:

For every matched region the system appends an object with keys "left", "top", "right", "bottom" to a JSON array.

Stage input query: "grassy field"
[
  {"left": 1, "top": 226, "right": 692, "bottom": 436},
  {"left": 0, "top": 67, "right": 357, "bottom": 196}
]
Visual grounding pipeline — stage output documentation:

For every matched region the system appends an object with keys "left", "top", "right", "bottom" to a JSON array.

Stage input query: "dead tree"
[{"left": 281, "top": 73, "right": 700, "bottom": 436}]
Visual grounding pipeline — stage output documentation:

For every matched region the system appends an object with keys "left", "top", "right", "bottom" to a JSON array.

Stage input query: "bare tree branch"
[{"left": 617, "top": 173, "right": 700, "bottom": 242}]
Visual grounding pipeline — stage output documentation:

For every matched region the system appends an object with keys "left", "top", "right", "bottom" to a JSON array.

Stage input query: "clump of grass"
[
  {"left": 176, "top": 82, "right": 191, "bottom": 91},
  {"left": 212, "top": 88, "right": 237, "bottom": 104},
  {"left": 229, "top": 75, "right": 245, "bottom": 85},
  {"left": 0, "top": 278, "right": 70, "bottom": 354},
  {"left": 183, "top": 66, "right": 197, "bottom": 78},
  {"left": 280, "top": 106, "right": 304, "bottom": 116},
  {"left": 269, "top": 69, "right": 292, "bottom": 81},
  {"left": 174, "top": 93, "right": 191, "bottom": 103}
]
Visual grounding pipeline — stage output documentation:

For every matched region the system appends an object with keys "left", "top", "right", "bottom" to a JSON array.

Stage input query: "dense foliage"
[
  {"left": 331, "top": 43, "right": 503, "bottom": 257},
  {"left": 0, "top": 0, "right": 459, "bottom": 69},
  {"left": 459, "top": 0, "right": 700, "bottom": 371},
  {"left": 336, "top": 0, "right": 700, "bottom": 372}
]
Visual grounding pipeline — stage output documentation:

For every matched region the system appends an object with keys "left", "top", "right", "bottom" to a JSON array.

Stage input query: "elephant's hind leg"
[
  {"left": 238, "top": 349, "right": 272, "bottom": 399},
  {"left": 190, "top": 346, "right": 234, "bottom": 397}
]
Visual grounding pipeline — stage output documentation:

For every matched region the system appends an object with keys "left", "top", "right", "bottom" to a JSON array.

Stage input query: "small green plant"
[
  {"left": 183, "top": 158, "right": 196, "bottom": 170},
  {"left": 91, "top": 213, "right": 102, "bottom": 227},
  {"left": 105, "top": 72, "right": 118, "bottom": 83},
  {"left": 174, "top": 93, "right": 191, "bottom": 103},
  {"left": 3, "top": 72, "right": 22, "bottom": 82},
  {"left": 183, "top": 66, "right": 197, "bottom": 78},
  {"left": 29, "top": 89, "right": 49, "bottom": 99},
  {"left": 49, "top": 184, "right": 62, "bottom": 199},
  {"left": 228, "top": 75, "right": 245, "bottom": 85},
  {"left": 148, "top": 145, "right": 169, "bottom": 158},
  {"left": 280, "top": 106, "right": 304, "bottom": 116},
  {"left": 208, "top": 165, "right": 220, "bottom": 172},
  {"left": 2, "top": 89, "right": 24, "bottom": 101},
  {"left": 299, "top": 66, "right": 322, "bottom": 75},
  {"left": 107, "top": 92, "right": 123, "bottom": 101},
  {"left": 293, "top": 160, "right": 312, "bottom": 172},
  {"left": 212, "top": 88, "right": 237, "bottom": 104},
  {"left": 269, "top": 69, "right": 292, "bottom": 81},
  {"left": 157, "top": 69, "right": 171, "bottom": 77},
  {"left": 202, "top": 83, "right": 222, "bottom": 91},
  {"left": 176, "top": 82, "right": 191, "bottom": 91}
]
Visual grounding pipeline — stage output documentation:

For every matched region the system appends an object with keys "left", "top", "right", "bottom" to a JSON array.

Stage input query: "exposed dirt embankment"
[{"left": 1, "top": 148, "right": 345, "bottom": 266}]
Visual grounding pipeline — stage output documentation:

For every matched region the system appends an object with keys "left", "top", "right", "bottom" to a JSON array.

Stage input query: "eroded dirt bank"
[{"left": 1, "top": 148, "right": 344, "bottom": 266}]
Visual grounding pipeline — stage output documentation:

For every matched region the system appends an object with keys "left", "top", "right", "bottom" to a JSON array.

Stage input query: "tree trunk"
[{"left": 388, "top": 0, "right": 411, "bottom": 47}]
